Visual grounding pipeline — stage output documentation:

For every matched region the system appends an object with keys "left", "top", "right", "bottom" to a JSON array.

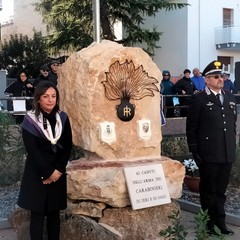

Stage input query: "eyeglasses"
[
  {"left": 41, "top": 70, "right": 48, "bottom": 72},
  {"left": 207, "top": 74, "right": 224, "bottom": 79},
  {"left": 163, "top": 74, "right": 169, "bottom": 76}
]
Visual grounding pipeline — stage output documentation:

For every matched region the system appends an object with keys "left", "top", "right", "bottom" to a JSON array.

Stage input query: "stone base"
[
  {"left": 10, "top": 156, "right": 184, "bottom": 239},
  {"left": 67, "top": 157, "right": 185, "bottom": 207},
  {"left": 10, "top": 201, "right": 179, "bottom": 240}
]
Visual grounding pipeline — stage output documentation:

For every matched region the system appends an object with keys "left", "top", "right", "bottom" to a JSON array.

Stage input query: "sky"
[{"left": 0, "top": 0, "right": 14, "bottom": 23}]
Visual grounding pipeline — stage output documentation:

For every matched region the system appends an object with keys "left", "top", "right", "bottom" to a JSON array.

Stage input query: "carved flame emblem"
[{"left": 102, "top": 60, "right": 159, "bottom": 121}]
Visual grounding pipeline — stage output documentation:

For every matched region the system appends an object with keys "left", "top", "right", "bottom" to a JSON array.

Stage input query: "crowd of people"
[
  {"left": 160, "top": 66, "right": 239, "bottom": 118},
  {"left": 4, "top": 60, "right": 60, "bottom": 124}
]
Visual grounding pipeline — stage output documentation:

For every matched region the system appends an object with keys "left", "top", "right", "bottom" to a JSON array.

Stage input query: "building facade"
[
  {"left": 1, "top": 0, "right": 46, "bottom": 42},
  {"left": 144, "top": 0, "right": 240, "bottom": 82}
]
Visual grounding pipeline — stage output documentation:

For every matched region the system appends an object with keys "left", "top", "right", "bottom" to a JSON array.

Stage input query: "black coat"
[
  {"left": 4, "top": 79, "right": 34, "bottom": 110},
  {"left": 175, "top": 77, "right": 197, "bottom": 105},
  {"left": 5, "top": 79, "right": 34, "bottom": 97},
  {"left": 186, "top": 87, "right": 237, "bottom": 163},
  {"left": 33, "top": 75, "right": 57, "bottom": 87},
  {"left": 18, "top": 111, "right": 72, "bottom": 212},
  {"left": 48, "top": 71, "right": 58, "bottom": 86}
]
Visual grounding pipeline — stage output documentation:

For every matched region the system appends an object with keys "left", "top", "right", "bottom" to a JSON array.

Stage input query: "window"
[
  {"left": 218, "top": 56, "right": 233, "bottom": 73},
  {"left": 223, "top": 8, "right": 233, "bottom": 27}
]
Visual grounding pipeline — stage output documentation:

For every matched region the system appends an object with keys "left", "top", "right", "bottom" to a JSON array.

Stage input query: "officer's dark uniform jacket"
[{"left": 186, "top": 87, "right": 237, "bottom": 163}]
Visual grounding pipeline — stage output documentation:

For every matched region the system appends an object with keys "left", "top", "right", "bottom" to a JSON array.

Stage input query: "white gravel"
[
  {"left": 0, "top": 183, "right": 20, "bottom": 220},
  {"left": 181, "top": 185, "right": 240, "bottom": 216}
]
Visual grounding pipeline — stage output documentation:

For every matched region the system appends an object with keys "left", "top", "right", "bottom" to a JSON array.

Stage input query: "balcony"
[{"left": 215, "top": 25, "right": 240, "bottom": 51}]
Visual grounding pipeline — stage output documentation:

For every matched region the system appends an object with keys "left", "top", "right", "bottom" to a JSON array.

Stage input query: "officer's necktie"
[{"left": 216, "top": 93, "right": 223, "bottom": 104}]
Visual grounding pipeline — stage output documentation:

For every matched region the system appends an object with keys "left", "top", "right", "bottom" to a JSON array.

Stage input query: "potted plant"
[{"left": 182, "top": 158, "right": 200, "bottom": 193}]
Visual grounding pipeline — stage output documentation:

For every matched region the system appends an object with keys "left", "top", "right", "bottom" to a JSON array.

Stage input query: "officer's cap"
[{"left": 202, "top": 60, "right": 222, "bottom": 76}]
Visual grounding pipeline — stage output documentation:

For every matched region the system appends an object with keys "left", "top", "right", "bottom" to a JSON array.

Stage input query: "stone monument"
[{"left": 58, "top": 40, "right": 185, "bottom": 239}]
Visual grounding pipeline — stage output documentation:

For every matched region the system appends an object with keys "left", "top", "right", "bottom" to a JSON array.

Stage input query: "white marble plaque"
[
  {"left": 124, "top": 164, "right": 171, "bottom": 210},
  {"left": 137, "top": 119, "right": 151, "bottom": 140},
  {"left": 99, "top": 121, "right": 116, "bottom": 144}
]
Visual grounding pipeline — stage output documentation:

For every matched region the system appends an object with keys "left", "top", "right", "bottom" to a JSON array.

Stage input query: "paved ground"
[
  {"left": 180, "top": 210, "right": 240, "bottom": 240},
  {"left": 0, "top": 210, "right": 240, "bottom": 239},
  {"left": 0, "top": 228, "right": 17, "bottom": 240}
]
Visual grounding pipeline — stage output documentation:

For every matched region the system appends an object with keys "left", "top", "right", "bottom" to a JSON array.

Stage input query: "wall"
[
  {"left": 145, "top": 4, "right": 188, "bottom": 76},
  {"left": 1, "top": 0, "right": 47, "bottom": 41},
  {"left": 144, "top": 0, "right": 240, "bottom": 77}
]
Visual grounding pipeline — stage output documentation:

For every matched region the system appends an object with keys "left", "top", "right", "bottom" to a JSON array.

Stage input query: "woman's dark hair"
[
  {"left": 33, "top": 81, "right": 60, "bottom": 118},
  {"left": 17, "top": 69, "right": 29, "bottom": 81}
]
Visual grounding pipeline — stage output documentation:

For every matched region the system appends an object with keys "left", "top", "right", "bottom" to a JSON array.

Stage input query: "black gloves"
[{"left": 192, "top": 153, "right": 203, "bottom": 168}]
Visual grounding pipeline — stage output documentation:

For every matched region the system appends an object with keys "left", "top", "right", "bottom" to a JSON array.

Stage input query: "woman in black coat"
[
  {"left": 4, "top": 69, "right": 34, "bottom": 100},
  {"left": 4, "top": 69, "right": 34, "bottom": 123},
  {"left": 18, "top": 81, "right": 72, "bottom": 240}
]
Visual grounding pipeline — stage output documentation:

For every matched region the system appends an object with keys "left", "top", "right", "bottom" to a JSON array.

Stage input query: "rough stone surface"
[
  {"left": 99, "top": 201, "right": 180, "bottom": 240},
  {"left": 9, "top": 208, "right": 31, "bottom": 240},
  {"left": 60, "top": 214, "right": 123, "bottom": 240},
  {"left": 67, "top": 157, "right": 185, "bottom": 208},
  {"left": 67, "top": 200, "right": 106, "bottom": 218},
  {"left": 58, "top": 40, "right": 162, "bottom": 160},
  {"left": 9, "top": 208, "right": 123, "bottom": 240}
]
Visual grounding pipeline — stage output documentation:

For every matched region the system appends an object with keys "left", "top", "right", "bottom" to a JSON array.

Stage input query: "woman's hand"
[
  {"left": 26, "top": 83, "right": 33, "bottom": 88},
  {"left": 50, "top": 169, "right": 62, "bottom": 182},
  {"left": 42, "top": 178, "right": 53, "bottom": 184},
  {"left": 42, "top": 169, "right": 62, "bottom": 184}
]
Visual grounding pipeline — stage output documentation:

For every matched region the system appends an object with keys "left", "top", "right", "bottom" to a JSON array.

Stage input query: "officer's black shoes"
[
  {"left": 207, "top": 226, "right": 234, "bottom": 236},
  {"left": 218, "top": 226, "right": 234, "bottom": 236}
]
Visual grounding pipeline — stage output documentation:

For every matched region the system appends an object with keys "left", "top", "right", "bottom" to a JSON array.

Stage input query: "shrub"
[
  {"left": 161, "top": 136, "right": 190, "bottom": 160},
  {"left": 229, "top": 146, "right": 240, "bottom": 186},
  {"left": 0, "top": 112, "right": 26, "bottom": 185},
  {"left": 159, "top": 209, "right": 225, "bottom": 240},
  {"left": 159, "top": 209, "right": 188, "bottom": 240}
]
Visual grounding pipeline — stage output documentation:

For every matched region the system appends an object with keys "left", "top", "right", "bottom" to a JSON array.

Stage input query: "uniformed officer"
[{"left": 186, "top": 60, "right": 237, "bottom": 236}]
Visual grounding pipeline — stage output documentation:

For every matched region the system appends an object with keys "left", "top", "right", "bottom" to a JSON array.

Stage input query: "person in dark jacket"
[
  {"left": 33, "top": 64, "right": 51, "bottom": 87},
  {"left": 4, "top": 69, "right": 34, "bottom": 123},
  {"left": 186, "top": 60, "right": 237, "bottom": 236},
  {"left": 160, "top": 70, "right": 176, "bottom": 117},
  {"left": 223, "top": 71, "right": 238, "bottom": 94},
  {"left": 175, "top": 69, "right": 198, "bottom": 116},
  {"left": 48, "top": 60, "right": 60, "bottom": 86},
  {"left": 18, "top": 81, "right": 72, "bottom": 240}
]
